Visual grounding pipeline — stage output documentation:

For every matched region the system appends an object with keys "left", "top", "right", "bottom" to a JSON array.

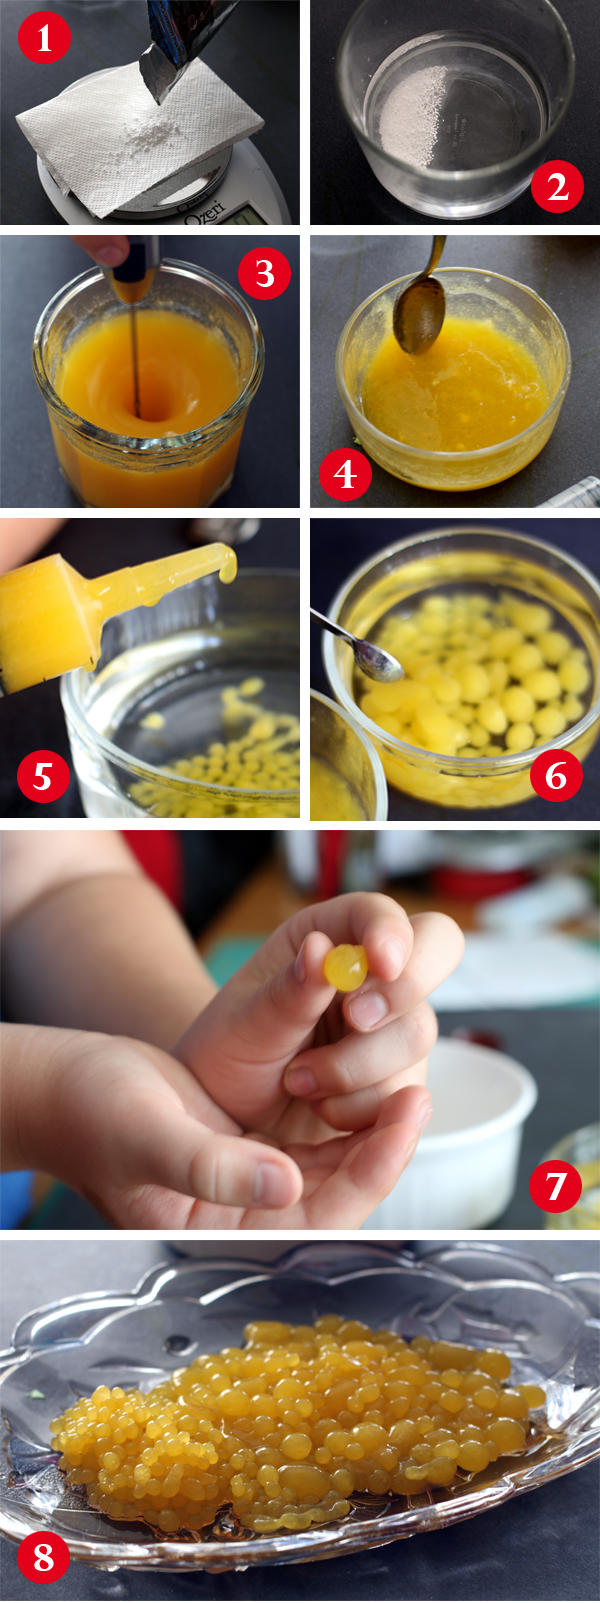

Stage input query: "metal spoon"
[
  {"left": 311, "top": 608, "right": 404, "bottom": 683},
  {"left": 393, "top": 235, "right": 447, "bottom": 355}
]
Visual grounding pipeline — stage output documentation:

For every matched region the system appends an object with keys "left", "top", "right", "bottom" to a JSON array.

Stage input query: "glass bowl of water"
[
  {"left": 335, "top": 0, "right": 575, "bottom": 219},
  {"left": 60, "top": 570, "right": 299, "bottom": 817}
]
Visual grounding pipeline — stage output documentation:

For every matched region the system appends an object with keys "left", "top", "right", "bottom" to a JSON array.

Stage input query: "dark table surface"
[
  {"left": 311, "top": 0, "right": 600, "bottom": 226},
  {"left": 0, "top": 232, "right": 299, "bottom": 508},
  {"left": 1, "top": 1238, "right": 598, "bottom": 1602},
  {"left": 0, "top": 515, "right": 299, "bottom": 816},
  {"left": 311, "top": 515, "right": 600, "bottom": 821},
  {"left": 310, "top": 233, "right": 600, "bottom": 509},
  {"left": 1, "top": 0, "right": 299, "bottom": 225}
]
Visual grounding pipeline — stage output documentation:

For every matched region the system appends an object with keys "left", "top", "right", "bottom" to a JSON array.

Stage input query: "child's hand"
[
  {"left": 2, "top": 1024, "right": 431, "bottom": 1230},
  {"left": 176, "top": 893, "right": 464, "bottom": 1138}
]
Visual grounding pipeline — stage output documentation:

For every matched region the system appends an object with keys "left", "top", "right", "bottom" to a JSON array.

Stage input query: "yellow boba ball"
[
  {"left": 558, "top": 657, "right": 590, "bottom": 695},
  {"left": 508, "top": 643, "right": 544, "bottom": 679},
  {"left": 477, "top": 699, "right": 508, "bottom": 736},
  {"left": 506, "top": 602, "right": 552, "bottom": 636},
  {"left": 468, "top": 721, "right": 489, "bottom": 748},
  {"left": 458, "top": 665, "right": 491, "bottom": 702},
  {"left": 533, "top": 706, "right": 567, "bottom": 739},
  {"left": 486, "top": 659, "right": 510, "bottom": 694},
  {"left": 522, "top": 669, "right": 562, "bottom": 702},
  {"left": 537, "top": 630, "right": 570, "bottom": 664},
  {"left": 562, "top": 693, "right": 584, "bottom": 721},
  {"left": 505, "top": 722, "right": 534, "bottom": 751},
  {"left": 323, "top": 945, "right": 368, "bottom": 991},
  {"left": 486, "top": 627, "right": 522, "bottom": 659},
  {"left": 501, "top": 686, "right": 535, "bottom": 723}
]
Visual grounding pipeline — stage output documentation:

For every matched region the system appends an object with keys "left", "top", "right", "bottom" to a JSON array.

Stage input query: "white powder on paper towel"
[{"left": 378, "top": 66, "right": 447, "bottom": 169}]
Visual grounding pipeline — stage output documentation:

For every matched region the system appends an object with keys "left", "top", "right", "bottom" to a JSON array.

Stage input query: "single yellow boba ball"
[
  {"left": 477, "top": 699, "right": 508, "bottom": 736},
  {"left": 533, "top": 706, "right": 567, "bottom": 739},
  {"left": 562, "top": 693, "right": 584, "bottom": 721},
  {"left": 468, "top": 721, "right": 489, "bottom": 748},
  {"left": 558, "top": 657, "right": 590, "bottom": 695},
  {"left": 506, "top": 601, "right": 552, "bottom": 636},
  {"left": 486, "top": 627, "right": 522, "bottom": 659},
  {"left": 537, "top": 630, "right": 570, "bottom": 664},
  {"left": 362, "top": 681, "right": 406, "bottom": 712},
  {"left": 458, "top": 665, "right": 491, "bottom": 702},
  {"left": 323, "top": 945, "right": 368, "bottom": 991},
  {"left": 505, "top": 722, "right": 534, "bottom": 751},
  {"left": 508, "top": 643, "right": 544, "bottom": 679},
  {"left": 486, "top": 659, "right": 510, "bottom": 694},
  {"left": 500, "top": 686, "right": 535, "bottom": 723},
  {"left": 522, "top": 669, "right": 562, "bottom": 702}
]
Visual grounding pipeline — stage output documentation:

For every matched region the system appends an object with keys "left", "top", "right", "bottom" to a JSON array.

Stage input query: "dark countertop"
[
  {"left": 0, "top": 515, "right": 299, "bottom": 816},
  {"left": 1, "top": 1238, "right": 598, "bottom": 1602},
  {"left": 311, "top": 515, "right": 600, "bottom": 821},
  {"left": 310, "top": 233, "right": 600, "bottom": 510},
  {"left": 0, "top": 232, "right": 299, "bottom": 510},
  {"left": 1, "top": 0, "right": 299, "bottom": 225},
  {"left": 311, "top": 0, "right": 599, "bottom": 226}
]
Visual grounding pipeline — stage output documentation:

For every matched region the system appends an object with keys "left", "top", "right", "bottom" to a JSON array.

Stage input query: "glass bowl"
[
  {"left": 32, "top": 260, "right": 264, "bottom": 507},
  {"left": 323, "top": 526, "right": 600, "bottom": 810},
  {"left": 335, "top": 0, "right": 575, "bottom": 219},
  {"left": 310, "top": 689, "right": 388, "bottom": 819},
  {"left": 1, "top": 1244, "right": 598, "bottom": 1573},
  {"left": 335, "top": 269, "right": 571, "bottom": 492},
  {"left": 60, "top": 569, "right": 299, "bottom": 818},
  {"left": 543, "top": 1124, "right": 600, "bottom": 1230}
]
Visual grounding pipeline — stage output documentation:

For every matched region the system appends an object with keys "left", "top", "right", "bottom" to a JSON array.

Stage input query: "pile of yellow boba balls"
[
  {"left": 50, "top": 1318, "right": 546, "bottom": 1537},
  {"left": 131, "top": 678, "right": 300, "bottom": 816},
  {"left": 359, "top": 590, "right": 591, "bottom": 758}
]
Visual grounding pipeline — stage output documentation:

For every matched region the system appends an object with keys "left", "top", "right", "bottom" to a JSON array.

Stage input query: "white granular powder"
[
  {"left": 378, "top": 66, "right": 447, "bottom": 169},
  {"left": 110, "top": 95, "right": 185, "bottom": 170}
]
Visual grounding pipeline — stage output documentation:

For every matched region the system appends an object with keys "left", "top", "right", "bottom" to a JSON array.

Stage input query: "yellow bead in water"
[{"left": 323, "top": 944, "right": 369, "bottom": 991}]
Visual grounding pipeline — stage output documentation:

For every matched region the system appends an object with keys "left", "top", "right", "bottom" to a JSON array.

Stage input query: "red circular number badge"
[
  {"left": 17, "top": 749, "right": 71, "bottom": 804},
  {"left": 17, "top": 1532, "right": 70, "bottom": 1584},
  {"left": 529, "top": 1159, "right": 583, "bottom": 1214},
  {"left": 530, "top": 747, "right": 583, "bottom": 802},
  {"left": 531, "top": 160, "right": 584, "bottom": 213},
  {"left": 18, "top": 10, "right": 71, "bottom": 63},
  {"left": 238, "top": 248, "right": 291, "bottom": 300},
  {"left": 319, "top": 447, "right": 372, "bottom": 502}
]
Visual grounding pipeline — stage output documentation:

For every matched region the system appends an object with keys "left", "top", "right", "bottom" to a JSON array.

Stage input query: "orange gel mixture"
[
  {"left": 52, "top": 310, "right": 244, "bottom": 507},
  {"left": 50, "top": 1319, "right": 545, "bottom": 1535},
  {"left": 362, "top": 317, "right": 548, "bottom": 452}
]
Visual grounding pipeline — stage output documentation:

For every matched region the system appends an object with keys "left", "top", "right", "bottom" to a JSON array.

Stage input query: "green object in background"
[{"left": 203, "top": 936, "right": 266, "bottom": 987}]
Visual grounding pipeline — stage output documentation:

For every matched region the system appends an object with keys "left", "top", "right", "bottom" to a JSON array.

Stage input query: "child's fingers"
[
  {"left": 342, "top": 913, "right": 464, "bottom": 1034},
  {"left": 71, "top": 235, "right": 130, "bottom": 266},
  {"left": 284, "top": 999, "right": 436, "bottom": 1101},
  {"left": 316, "top": 1055, "right": 430, "bottom": 1133},
  {"left": 302, "top": 1084, "right": 432, "bottom": 1228},
  {"left": 115, "top": 1091, "right": 304, "bottom": 1210}
]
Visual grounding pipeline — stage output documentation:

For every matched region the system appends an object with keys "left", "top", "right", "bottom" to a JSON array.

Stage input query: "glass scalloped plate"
[{"left": 1, "top": 1243, "right": 598, "bottom": 1574}]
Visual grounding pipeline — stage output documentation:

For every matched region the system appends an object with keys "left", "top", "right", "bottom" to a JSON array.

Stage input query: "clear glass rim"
[
  {"left": 32, "top": 259, "right": 265, "bottom": 456},
  {"left": 60, "top": 568, "right": 300, "bottom": 802},
  {"left": 323, "top": 526, "right": 600, "bottom": 770},
  {"left": 310, "top": 688, "right": 389, "bottom": 819},
  {"left": 335, "top": 0, "right": 576, "bottom": 186},
  {"left": 336, "top": 268, "right": 572, "bottom": 465}
]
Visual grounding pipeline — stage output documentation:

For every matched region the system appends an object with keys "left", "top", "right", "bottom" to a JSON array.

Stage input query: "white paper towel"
[
  {"left": 430, "top": 933, "right": 600, "bottom": 1010},
  {"left": 16, "top": 59, "right": 264, "bottom": 218}
]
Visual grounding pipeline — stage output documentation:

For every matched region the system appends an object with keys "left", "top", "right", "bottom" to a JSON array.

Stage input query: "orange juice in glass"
[{"left": 32, "top": 260, "right": 264, "bottom": 507}]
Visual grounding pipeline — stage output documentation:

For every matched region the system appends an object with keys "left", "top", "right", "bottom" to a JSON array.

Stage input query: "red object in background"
[
  {"left": 317, "top": 832, "right": 349, "bottom": 900},
  {"left": 431, "top": 865, "right": 531, "bottom": 901},
  {"left": 122, "top": 832, "right": 184, "bottom": 911},
  {"left": 450, "top": 1026, "right": 504, "bottom": 1052}
]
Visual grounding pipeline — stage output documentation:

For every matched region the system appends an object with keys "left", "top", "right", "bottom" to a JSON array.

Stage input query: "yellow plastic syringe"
[{"left": 0, "top": 543, "right": 237, "bottom": 695}]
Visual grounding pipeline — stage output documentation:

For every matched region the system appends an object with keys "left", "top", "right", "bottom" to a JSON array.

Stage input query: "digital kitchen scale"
[{"left": 35, "top": 67, "right": 291, "bottom": 226}]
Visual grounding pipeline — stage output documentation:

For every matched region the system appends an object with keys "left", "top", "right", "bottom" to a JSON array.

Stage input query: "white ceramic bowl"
[{"left": 364, "top": 1036, "right": 538, "bottom": 1229}]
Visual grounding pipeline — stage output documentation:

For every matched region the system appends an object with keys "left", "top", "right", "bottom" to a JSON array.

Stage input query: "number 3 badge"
[{"left": 238, "top": 249, "right": 291, "bottom": 299}]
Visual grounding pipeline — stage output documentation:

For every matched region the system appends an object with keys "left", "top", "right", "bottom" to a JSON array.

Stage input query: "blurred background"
[{"left": 2, "top": 826, "right": 598, "bottom": 1232}]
